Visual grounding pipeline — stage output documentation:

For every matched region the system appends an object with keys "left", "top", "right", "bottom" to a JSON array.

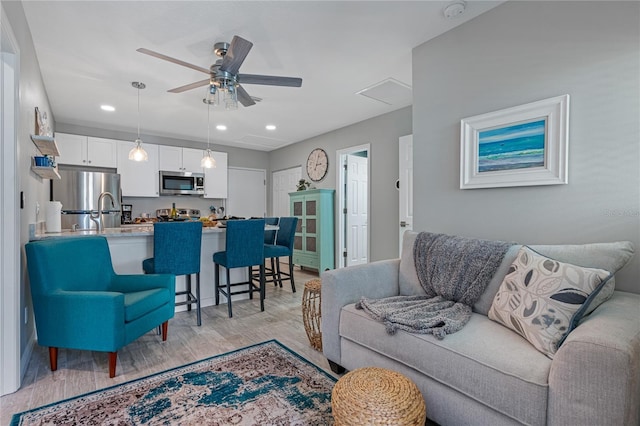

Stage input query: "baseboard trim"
[{"left": 20, "top": 332, "right": 35, "bottom": 384}]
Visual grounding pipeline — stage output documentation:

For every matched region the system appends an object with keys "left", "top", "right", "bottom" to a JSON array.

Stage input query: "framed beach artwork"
[{"left": 460, "top": 94, "right": 569, "bottom": 189}]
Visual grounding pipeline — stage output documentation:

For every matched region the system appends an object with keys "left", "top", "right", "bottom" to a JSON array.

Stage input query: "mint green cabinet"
[{"left": 290, "top": 189, "right": 335, "bottom": 272}]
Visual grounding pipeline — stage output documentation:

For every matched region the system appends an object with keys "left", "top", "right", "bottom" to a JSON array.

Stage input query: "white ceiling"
[{"left": 22, "top": 1, "right": 501, "bottom": 151}]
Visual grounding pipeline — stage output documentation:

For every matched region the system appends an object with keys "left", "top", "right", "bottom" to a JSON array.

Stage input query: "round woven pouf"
[
  {"left": 331, "top": 367, "right": 426, "bottom": 425},
  {"left": 302, "top": 279, "right": 322, "bottom": 351}
]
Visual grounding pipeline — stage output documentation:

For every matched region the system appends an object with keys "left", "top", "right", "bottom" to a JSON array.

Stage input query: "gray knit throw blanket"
[{"left": 356, "top": 232, "right": 512, "bottom": 339}]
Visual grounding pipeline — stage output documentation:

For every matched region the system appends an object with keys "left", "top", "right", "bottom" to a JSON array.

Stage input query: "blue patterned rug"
[{"left": 11, "top": 340, "right": 336, "bottom": 425}]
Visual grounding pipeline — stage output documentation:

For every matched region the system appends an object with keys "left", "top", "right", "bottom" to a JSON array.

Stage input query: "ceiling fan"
[{"left": 137, "top": 35, "right": 302, "bottom": 108}]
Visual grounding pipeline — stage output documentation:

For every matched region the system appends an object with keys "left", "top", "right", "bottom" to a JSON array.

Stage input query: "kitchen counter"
[{"left": 32, "top": 224, "right": 226, "bottom": 240}]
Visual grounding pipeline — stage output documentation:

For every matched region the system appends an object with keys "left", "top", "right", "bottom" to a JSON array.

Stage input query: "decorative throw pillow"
[{"left": 488, "top": 246, "right": 612, "bottom": 358}]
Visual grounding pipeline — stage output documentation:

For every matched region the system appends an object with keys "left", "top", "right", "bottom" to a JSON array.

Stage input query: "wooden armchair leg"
[
  {"left": 49, "top": 347, "right": 58, "bottom": 372},
  {"left": 161, "top": 321, "right": 169, "bottom": 341},
  {"left": 108, "top": 352, "right": 117, "bottom": 378}
]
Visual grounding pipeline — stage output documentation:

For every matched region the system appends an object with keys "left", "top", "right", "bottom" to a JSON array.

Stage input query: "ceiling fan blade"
[
  {"left": 137, "top": 48, "right": 210, "bottom": 74},
  {"left": 219, "top": 36, "right": 253, "bottom": 75},
  {"left": 236, "top": 85, "right": 256, "bottom": 107},
  {"left": 238, "top": 74, "right": 303, "bottom": 87},
  {"left": 168, "top": 79, "right": 210, "bottom": 93}
]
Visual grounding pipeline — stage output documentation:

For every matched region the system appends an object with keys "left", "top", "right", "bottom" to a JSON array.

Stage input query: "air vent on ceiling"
[{"left": 356, "top": 78, "right": 412, "bottom": 106}]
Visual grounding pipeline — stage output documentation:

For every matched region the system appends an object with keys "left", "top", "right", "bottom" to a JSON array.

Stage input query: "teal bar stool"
[
  {"left": 263, "top": 216, "right": 298, "bottom": 292},
  {"left": 213, "top": 219, "right": 266, "bottom": 318},
  {"left": 25, "top": 236, "right": 175, "bottom": 378},
  {"left": 262, "top": 217, "right": 280, "bottom": 284},
  {"left": 143, "top": 221, "right": 203, "bottom": 326}
]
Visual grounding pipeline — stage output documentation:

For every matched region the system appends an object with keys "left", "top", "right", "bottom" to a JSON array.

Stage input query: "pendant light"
[
  {"left": 128, "top": 81, "right": 148, "bottom": 162},
  {"left": 201, "top": 98, "right": 216, "bottom": 168}
]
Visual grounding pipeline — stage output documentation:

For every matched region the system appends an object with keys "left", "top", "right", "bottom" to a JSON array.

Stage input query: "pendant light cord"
[
  {"left": 207, "top": 101, "right": 211, "bottom": 149},
  {"left": 137, "top": 85, "right": 141, "bottom": 140}
]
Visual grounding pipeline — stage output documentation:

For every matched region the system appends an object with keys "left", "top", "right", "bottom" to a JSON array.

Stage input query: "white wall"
[
  {"left": 2, "top": 0, "right": 55, "bottom": 375},
  {"left": 412, "top": 1, "right": 639, "bottom": 292}
]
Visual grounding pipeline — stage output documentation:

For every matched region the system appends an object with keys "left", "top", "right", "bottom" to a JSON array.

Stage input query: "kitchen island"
[{"left": 32, "top": 224, "right": 253, "bottom": 312}]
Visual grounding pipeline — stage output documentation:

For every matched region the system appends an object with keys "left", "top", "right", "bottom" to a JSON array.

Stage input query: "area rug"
[{"left": 11, "top": 340, "right": 336, "bottom": 425}]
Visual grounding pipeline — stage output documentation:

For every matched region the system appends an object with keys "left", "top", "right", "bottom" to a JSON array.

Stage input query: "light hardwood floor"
[{"left": 0, "top": 266, "right": 337, "bottom": 424}]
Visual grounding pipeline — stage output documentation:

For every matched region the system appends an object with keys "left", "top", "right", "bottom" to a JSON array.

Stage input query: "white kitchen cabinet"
[
  {"left": 55, "top": 133, "right": 117, "bottom": 168},
  {"left": 203, "top": 151, "right": 228, "bottom": 199},
  {"left": 117, "top": 141, "right": 159, "bottom": 197},
  {"left": 159, "top": 146, "right": 204, "bottom": 173}
]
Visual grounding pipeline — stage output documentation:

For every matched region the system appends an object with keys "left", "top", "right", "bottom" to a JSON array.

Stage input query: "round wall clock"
[{"left": 306, "top": 148, "right": 329, "bottom": 182}]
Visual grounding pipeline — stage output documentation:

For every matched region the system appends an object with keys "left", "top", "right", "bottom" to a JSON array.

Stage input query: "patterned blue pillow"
[{"left": 488, "top": 246, "right": 612, "bottom": 358}]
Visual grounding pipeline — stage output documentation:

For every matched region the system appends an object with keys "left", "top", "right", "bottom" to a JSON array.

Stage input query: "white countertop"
[
  {"left": 31, "top": 223, "right": 276, "bottom": 241},
  {"left": 32, "top": 224, "right": 225, "bottom": 240}
]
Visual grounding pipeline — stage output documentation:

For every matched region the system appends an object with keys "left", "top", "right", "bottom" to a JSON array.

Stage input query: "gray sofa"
[{"left": 322, "top": 231, "right": 640, "bottom": 426}]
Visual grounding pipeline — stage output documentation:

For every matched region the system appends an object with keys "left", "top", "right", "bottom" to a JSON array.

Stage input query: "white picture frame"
[{"left": 460, "top": 94, "right": 569, "bottom": 189}]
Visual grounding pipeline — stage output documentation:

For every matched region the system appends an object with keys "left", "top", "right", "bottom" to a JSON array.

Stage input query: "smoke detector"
[{"left": 443, "top": 1, "right": 466, "bottom": 19}]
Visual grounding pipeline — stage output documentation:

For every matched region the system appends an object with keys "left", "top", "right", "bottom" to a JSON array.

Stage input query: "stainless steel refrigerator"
[{"left": 52, "top": 168, "right": 122, "bottom": 230}]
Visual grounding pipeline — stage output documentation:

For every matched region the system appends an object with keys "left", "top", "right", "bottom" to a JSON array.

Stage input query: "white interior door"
[
  {"left": 399, "top": 135, "right": 413, "bottom": 256},
  {"left": 272, "top": 166, "right": 301, "bottom": 217},
  {"left": 227, "top": 167, "right": 266, "bottom": 218},
  {"left": 346, "top": 154, "right": 368, "bottom": 266}
]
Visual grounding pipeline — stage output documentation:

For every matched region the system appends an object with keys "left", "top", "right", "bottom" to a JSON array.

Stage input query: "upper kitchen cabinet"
[
  {"left": 117, "top": 141, "right": 159, "bottom": 197},
  {"left": 203, "top": 151, "right": 228, "bottom": 199},
  {"left": 55, "top": 133, "right": 117, "bottom": 168},
  {"left": 159, "top": 146, "right": 204, "bottom": 173}
]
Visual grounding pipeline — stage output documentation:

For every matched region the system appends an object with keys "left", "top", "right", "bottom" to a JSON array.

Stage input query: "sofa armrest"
[
  {"left": 321, "top": 259, "right": 400, "bottom": 366},
  {"left": 548, "top": 291, "right": 640, "bottom": 426}
]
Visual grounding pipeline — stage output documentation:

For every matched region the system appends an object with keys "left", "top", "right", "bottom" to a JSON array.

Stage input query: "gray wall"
[
  {"left": 269, "top": 106, "right": 412, "bottom": 263},
  {"left": 3, "top": 0, "right": 55, "bottom": 373},
  {"left": 412, "top": 1, "right": 639, "bottom": 292}
]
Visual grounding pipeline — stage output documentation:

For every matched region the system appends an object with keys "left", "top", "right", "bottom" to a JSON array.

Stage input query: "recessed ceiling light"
[
  {"left": 100, "top": 105, "right": 115, "bottom": 112},
  {"left": 265, "top": 124, "right": 277, "bottom": 131},
  {"left": 216, "top": 124, "right": 227, "bottom": 131}
]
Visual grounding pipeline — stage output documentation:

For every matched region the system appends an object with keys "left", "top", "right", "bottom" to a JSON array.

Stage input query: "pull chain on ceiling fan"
[{"left": 137, "top": 35, "right": 302, "bottom": 108}]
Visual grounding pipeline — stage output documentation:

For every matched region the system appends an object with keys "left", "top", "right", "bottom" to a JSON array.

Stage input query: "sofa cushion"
[
  {"left": 339, "top": 303, "right": 551, "bottom": 426},
  {"left": 488, "top": 246, "right": 613, "bottom": 358}
]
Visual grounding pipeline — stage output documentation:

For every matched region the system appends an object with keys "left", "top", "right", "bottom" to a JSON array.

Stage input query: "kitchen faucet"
[{"left": 90, "top": 191, "right": 116, "bottom": 232}]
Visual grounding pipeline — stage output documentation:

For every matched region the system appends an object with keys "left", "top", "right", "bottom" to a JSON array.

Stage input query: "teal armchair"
[{"left": 25, "top": 236, "right": 175, "bottom": 377}]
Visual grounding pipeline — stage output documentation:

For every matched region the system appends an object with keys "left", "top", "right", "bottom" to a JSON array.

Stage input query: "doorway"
[
  {"left": 1, "top": 11, "right": 21, "bottom": 395},
  {"left": 272, "top": 166, "right": 301, "bottom": 217},
  {"left": 398, "top": 135, "right": 413, "bottom": 256},
  {"left": 337, "top": 144, "right": 370, "bottom": 268}
]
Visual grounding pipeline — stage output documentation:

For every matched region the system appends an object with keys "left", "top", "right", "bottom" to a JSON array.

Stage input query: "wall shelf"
[
  {"left": 31, "top": 165, "right": 61, "bottom": 180},
  {"left": 30, "top": 134, "right": 60, "bottom": 157}
]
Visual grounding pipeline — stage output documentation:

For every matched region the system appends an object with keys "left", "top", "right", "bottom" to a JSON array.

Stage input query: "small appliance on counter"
[
  {"left": 121, "top": 204, "right": 133, "bottom": 224},
  {"left": 156, "top": 208, "right": 200, "bottom": 222}
]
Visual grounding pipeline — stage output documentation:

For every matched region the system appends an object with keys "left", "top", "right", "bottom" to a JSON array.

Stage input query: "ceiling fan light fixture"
[{"left": 129, "top": 82, "right": 148, "bottom": 162}]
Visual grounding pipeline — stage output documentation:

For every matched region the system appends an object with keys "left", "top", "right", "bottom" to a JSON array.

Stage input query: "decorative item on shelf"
[
  {"left": 296, "top": 179, "right": 311, "bottom": 191},
  {"left": 128, "top": 81, "right": 149, "bottom": 162},
  {"left": 200, "top": 98, "right": 216, "bottom": 168},
  {"left": 34, "top": 107, "right": 52, "bottom": 137}
]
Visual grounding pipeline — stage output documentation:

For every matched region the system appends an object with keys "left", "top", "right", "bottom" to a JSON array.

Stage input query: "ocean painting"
[{"left": 478, "top": 119, "right": 546, "bottom": 173}]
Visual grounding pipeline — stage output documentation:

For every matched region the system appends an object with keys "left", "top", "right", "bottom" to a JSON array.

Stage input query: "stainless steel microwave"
[{"left": 159, "top": 171, "right": 205, "bottom": 196}]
